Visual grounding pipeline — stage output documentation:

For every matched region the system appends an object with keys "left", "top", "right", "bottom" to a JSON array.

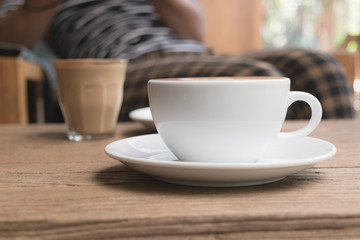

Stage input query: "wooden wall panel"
[{"left": 199, "top": 0, "right": 263, "bottom": 55}]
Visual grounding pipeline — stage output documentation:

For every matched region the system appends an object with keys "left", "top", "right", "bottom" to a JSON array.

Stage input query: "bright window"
[{"left": 261, "top": 0, "right": 360, "bottom": 51}]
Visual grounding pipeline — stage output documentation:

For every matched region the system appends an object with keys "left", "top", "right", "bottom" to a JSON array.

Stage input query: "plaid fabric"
[
  {"left": 120, "top": 49, "right": 355, "bottom": 121},
  {"left": 241, "top": 49, "right": 355, "bottom": 119}
]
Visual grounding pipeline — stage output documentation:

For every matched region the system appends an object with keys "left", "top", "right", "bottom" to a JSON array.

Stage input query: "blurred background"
[
  {"left": 2, "top": 0, "right": 360, "bottom": 124},
  {"left": 262, "top": 0, "right": 360, "bottom": 116},
  {"left": 261, "top": 0, "right": 360, "bottom": 51},
  {"left": 199, "top": 0, "right": 360, "bottom": 115}
]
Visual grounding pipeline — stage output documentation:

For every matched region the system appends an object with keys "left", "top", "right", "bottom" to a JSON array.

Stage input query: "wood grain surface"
[{"left": 0, "top": 120, "right": 359, "bottom": 239}]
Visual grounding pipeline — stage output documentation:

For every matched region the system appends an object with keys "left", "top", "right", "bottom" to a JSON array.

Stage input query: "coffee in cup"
[
  {"left": 148, "top": 77, "right": 322, "bottom": 163},
  {"left": 54, "top": 59, "right": 128, "bottom": 141}
]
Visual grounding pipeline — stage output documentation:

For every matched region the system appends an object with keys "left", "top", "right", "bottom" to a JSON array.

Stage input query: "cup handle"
[{"left": 279, "top": 91, "right": 322, "bottom": 139}]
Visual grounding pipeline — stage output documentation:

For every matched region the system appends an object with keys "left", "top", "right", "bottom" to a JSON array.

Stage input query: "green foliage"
[{"left": 261, "top": 0, "right": 360, "bottom": 50}]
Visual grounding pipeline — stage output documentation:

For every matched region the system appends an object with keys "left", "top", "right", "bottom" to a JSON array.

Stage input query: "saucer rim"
[
  {"left": 129, "top": 107, "right": 153, "bottom": 122},
  {"left": 128, "top": 107, "right": 156, "bottom": 131},
  {"left": 105, "top": 134, "right": 336, "bottom": 170}
]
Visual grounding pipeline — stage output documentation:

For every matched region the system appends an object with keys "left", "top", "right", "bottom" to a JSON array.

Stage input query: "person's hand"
[
  {"left": 0, "top": 0, "right": 62, "bottom": 48},
  {"left": 147, "top": 0, "right": 206, "bottom": 42}
]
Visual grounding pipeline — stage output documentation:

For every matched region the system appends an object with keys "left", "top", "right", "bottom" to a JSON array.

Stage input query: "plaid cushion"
[
  {"left": 241, "top": 49, "right": 355, "bottom": 119},
  {"left": 119, "top": 49, "right": 355, "bottom": 121}
]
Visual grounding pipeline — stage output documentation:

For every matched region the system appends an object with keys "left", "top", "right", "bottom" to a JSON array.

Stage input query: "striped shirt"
[
  {"left": 0, "top": 0, "right": 24, "bottom": 18},
  {"left": 0, "top": 0, "right": 209, "bottom": 59}
]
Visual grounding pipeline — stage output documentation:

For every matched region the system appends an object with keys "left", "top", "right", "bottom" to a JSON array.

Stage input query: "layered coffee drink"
[{"left": 54, "top": 59, "right": 128, "bottom": 141}]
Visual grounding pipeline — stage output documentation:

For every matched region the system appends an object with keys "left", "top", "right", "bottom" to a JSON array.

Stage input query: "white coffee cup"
[{"left": 148, "top": 77, "right": 322, "bottom": 163}]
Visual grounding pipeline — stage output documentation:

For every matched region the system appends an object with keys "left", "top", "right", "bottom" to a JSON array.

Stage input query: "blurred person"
[{"left": 0, "top": 0, "right": 355, "bottom": 121}]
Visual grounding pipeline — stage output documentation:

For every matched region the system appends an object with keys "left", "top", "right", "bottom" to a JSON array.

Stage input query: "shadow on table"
[
  {"left": 22, "top": 127, "right": 69, "bottom": 142},
  {"left": 32, "top": 131, "right": 68, "bottom": 141},
  {"left": 94, "top": 165, "right": 320, "bottom": 196},
  {"left": 120, "top": 127, "right": 156, "bottom": 138},
  {"left": 26, "top": 124, "right": 154, "bottom": 142}
]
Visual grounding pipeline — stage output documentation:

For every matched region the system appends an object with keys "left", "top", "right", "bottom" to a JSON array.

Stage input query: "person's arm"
[
  {"left": 147, "top": 0, "right": 206, "bottom": 42},
  {"left": 0, "top": 0, "right": 61, "bottom": 49}
]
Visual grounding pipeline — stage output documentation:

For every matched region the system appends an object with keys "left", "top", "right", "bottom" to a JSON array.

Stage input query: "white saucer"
[
  {"left": 129, "top": 107, "right": 156, "bottom": 131},
  {"left": 105, "top": 134, "right": 336, "bottom": 187}
]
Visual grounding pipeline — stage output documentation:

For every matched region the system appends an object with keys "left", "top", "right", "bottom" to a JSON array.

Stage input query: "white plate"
[
  {"left": 105, "top": 134, "right": 336, "bottom": 187},
  {"left": 129, "top": 107, "right": 156, "bottom": 131}
]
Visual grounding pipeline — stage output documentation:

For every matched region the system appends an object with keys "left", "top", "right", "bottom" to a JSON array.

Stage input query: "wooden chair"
[
  {"left": 332, "top": 51, "right": 357, "bottom": 88},
  {"left": 337, "top": 33, "right": 360, "bottom": 86},
  {"left": 0, "top": 56, "right": 45, "bottom": 124}
]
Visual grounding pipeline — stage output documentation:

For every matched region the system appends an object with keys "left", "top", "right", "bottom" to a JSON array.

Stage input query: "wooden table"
[{"left": 0, "top": 120, "right": 359, "bottom": 239}]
